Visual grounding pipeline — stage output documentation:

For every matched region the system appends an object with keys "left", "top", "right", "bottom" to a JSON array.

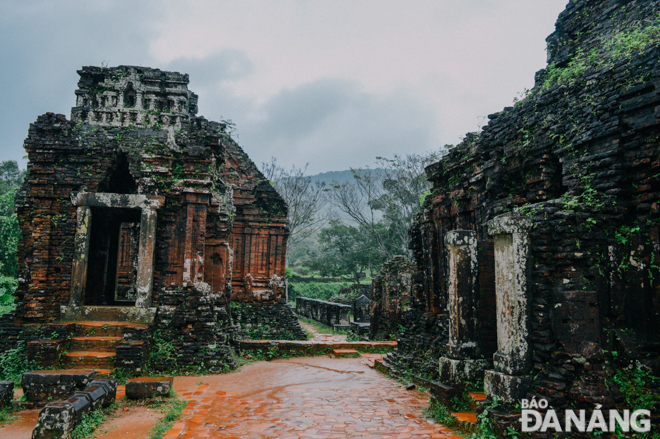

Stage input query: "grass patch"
[
  {"left": 241, "top": 345, "right": 335, "bottom": 363},
  {"left": 0, "top": 405, "right": 18, "bottom": 426},
  {"left": 302, "top": 326, "right": 314, "bottom": 339},
  {"left": 147, "top": 395, "right": 188, "bottom": 439},
  {"left": 70, "top": 401, "right": 119, "bottom": 439},
  {"left": 72, "top": 408, "right": 107, "bottom": 439},
  {"left": 424, "top": 398, "right": 458, "bottom": 429}
]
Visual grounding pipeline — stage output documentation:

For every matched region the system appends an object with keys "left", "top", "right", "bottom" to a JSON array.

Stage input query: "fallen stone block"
[
  {"left": 125, "top": 376, "right": 173, "bottom": 399},
  {"left": 32, "top": 378, "right": 116, "bottom": 439},
  {"left": 74, "top": 387, "right": 104, "bottom": 411},
  {"left": 0, "top": 381, "right": 14, "bottom": 410},
  {"left": 64, "top": 393, "right": 92, "bottom": 423},
  {"left": 22, "top": 369, "right": 98, "bottom": 404},
  {"left": 88, "top": 379, "right": 118, "bottom": 406},
  {"left": 31, "top": 401, "right": 77, "bottom": 439}
]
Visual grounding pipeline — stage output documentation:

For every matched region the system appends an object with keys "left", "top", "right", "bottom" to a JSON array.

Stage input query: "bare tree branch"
[
  {"left": 327, "top": 151, "right": 446, "bottom": 260},
  {"left": 261, "top": 157, "right": 328, "bottom": 248}
]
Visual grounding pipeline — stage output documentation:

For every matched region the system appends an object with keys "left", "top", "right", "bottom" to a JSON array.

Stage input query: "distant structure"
[{"left": 1, "top": 66, "right": 301, "bottom": 372}]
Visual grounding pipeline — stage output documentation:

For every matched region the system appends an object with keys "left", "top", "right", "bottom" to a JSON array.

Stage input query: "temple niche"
[{"left": 6, "top": 65, "right": 300, "bottom": 372}]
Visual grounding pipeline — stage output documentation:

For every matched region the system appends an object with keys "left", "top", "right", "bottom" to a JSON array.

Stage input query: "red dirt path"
[
  {"left": 2, "top": 355, "right": 461, "bottom": 438},
  {"left": 166, "top": 355, "right": 462, "bottom": 438}
]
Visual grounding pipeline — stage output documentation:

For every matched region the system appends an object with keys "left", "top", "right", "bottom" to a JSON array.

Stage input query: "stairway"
[
  {"left": 373, "top": 354, "right": 486, "bottom": 431},
  {"left": 62, "top": 321, "right": 144, "bottom": 371},
  {"left": 450, "top": 392, "right": 486, "bottom": 426}
]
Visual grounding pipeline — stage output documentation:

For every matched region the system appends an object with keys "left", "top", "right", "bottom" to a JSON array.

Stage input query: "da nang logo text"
[{"left": 520, "top": 398, "right": 651, "bottom": 433}]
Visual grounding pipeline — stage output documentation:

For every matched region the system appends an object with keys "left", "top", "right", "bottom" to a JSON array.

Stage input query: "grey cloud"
[
  {"left": 252, "top": 79, "right": 359, "bottom": 142},
  {"left": 166, "top": 50, "right": 255, "bottom": 88},
  {"left": 237, "top": 79, "right": 438, "bottom": 173},
  {"left": 0, "top": 0, "right": 160, "bottom": 166}
]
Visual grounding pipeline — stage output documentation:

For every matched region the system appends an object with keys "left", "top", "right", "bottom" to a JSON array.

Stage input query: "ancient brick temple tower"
[{"left": 6, "top": 66, "right": 292, "bottom": 371}]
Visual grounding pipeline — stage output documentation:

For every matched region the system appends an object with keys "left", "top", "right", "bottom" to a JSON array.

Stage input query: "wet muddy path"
[{"left": 167, "top": 356, "right": 462, "bottom": 438}]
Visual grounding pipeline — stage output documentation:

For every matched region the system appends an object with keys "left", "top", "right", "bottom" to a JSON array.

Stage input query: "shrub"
[{"left": 288, "top": 281, "right": 353, "bottom": 302}]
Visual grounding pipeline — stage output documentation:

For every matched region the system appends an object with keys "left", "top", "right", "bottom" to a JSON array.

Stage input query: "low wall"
[
  {"left": 232, "top": 302, "right": 307, "bottom": 340},
  {"left": 296, "top": 297, "right": 351, "bottom": 327}
]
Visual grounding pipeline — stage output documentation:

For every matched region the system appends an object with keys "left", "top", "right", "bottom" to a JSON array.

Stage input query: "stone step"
[
  {"left": 72, "top": 321, "right": 147, "bottom": 337},
  {"left": 468, "top": 392, "right": 487, "bottom": 412},
  {"left": 361, "top": 353, "right": 384, "bottom": 369},
  {"left": 69, "top": 337, "right": 123, "bottom": 352},
  {"left": 332, "top": 349, "right": 360, "bottom": 358},
  {"left": 63, "top": 351, "right": 116, "bottom": 369},
  {"left": 238, "top": 340, "right": 396, "bottom": 353},
  {"left": 125, "top": 377, "right": 174, "bottom": 399},
  {"left": 374, "top": 359, "right": 463, "bottom": 407},
  {"left": 451, "top": 412, "right": 477, "bottom": 424}
]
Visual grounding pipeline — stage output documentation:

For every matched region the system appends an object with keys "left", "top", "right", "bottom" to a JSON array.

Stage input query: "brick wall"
[
  {"left": 2, "top": 65, "right": 290, "bottom": 369},
  {"left": 402, "top": 0, "right": 660, "bottom": 431}
]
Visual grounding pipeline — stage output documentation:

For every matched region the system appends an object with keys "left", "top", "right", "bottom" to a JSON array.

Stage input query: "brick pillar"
[
  {"left": 439, "top": 230, "right": 490, "bottom": 384},
  {"left": 484, "top": 215, "right": 533, "bottom": 403}
]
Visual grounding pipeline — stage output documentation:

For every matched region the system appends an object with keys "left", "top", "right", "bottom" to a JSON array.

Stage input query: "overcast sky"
[{"left": 0, "top": 0, "right": 568, "bottom": 174}]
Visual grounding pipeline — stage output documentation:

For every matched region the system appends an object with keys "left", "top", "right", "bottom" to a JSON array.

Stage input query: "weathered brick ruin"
[
  {"left": 378, "top": 0, "right": 660, "bottom": 434},
  {"left": 1, "top": 65, "right": 302, "bottom": 373},
  {"left": 369, "top": 256, "right": 415, "bottom": 341}
]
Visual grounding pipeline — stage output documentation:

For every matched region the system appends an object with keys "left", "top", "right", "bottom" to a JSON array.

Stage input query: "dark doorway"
[{"left": 84, "top": 207, "right": 141, "bottom": 306}]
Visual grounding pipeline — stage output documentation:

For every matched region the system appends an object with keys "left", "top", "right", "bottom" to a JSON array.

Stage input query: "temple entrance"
[
  {"left": 62, "top": 192, "right": 163, "bottom": 324},
  {"left": 84, "top": 207, "right": 141, "bottom": 306}
]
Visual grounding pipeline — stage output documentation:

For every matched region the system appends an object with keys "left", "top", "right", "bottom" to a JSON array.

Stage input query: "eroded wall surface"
[
  {"left": 6, "top": 65, "right": 291, "bottom": 370},
  {"left": 384, "top": 0, "right": 660, "bottom": 429}
]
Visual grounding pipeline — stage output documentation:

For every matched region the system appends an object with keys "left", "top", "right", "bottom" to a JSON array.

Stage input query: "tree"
[
  {"left": 261, "top": 158, "right": 328, "bottom": 249},
  {"left": 0, "top": 160, "right": 24, "bottom": 196},
  {"left": 0, "top": 160, "right": 25, "bottom": 278},
  {"left": 327, "top": 151, "right": 444, "bottom": 260},
  {"left": 309, "top": 219, "right": 386, "bottom": 283}
]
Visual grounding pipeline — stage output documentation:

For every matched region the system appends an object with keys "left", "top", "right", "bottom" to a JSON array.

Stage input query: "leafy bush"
[
  {"left": 0, "top": 275, "right": 17, "bottom": 314},
  {"left": 0, "top": 341, "right": 30, "bottom": 384},
  {"left": 611, "top": 365, "right": 660, "bottom": 412},
  {"left": 0, "top": 161, "right": 24, "bottom": 279},
  {"left": 288, "top": 281, "right": 353, "bottom": 302}
]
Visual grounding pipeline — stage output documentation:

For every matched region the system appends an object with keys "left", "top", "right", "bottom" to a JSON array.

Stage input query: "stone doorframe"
[
  {"left": 439, "top": 230, "right": 490, "bottom": 384},
  {"left": 61, "top": 193, "right": 164, "bottom": 323},
  {"left": 484, "top": 215, "right": 534, "bottom": 403}
]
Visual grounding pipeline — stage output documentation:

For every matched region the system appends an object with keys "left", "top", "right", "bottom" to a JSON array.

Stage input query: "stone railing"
[{"left": 296, "top": 297, "right": 351, "bottom": 328}]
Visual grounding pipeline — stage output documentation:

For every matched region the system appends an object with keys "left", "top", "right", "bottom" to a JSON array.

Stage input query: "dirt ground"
[
  {"left": 165, "top": 355, "right": 461, "bottom": 438},
  {"left": 1, "top": 323, "right": 460, "bottom": 438},
  {"left": 298, "top": 320, "right": 348, "bottom": 343}
]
